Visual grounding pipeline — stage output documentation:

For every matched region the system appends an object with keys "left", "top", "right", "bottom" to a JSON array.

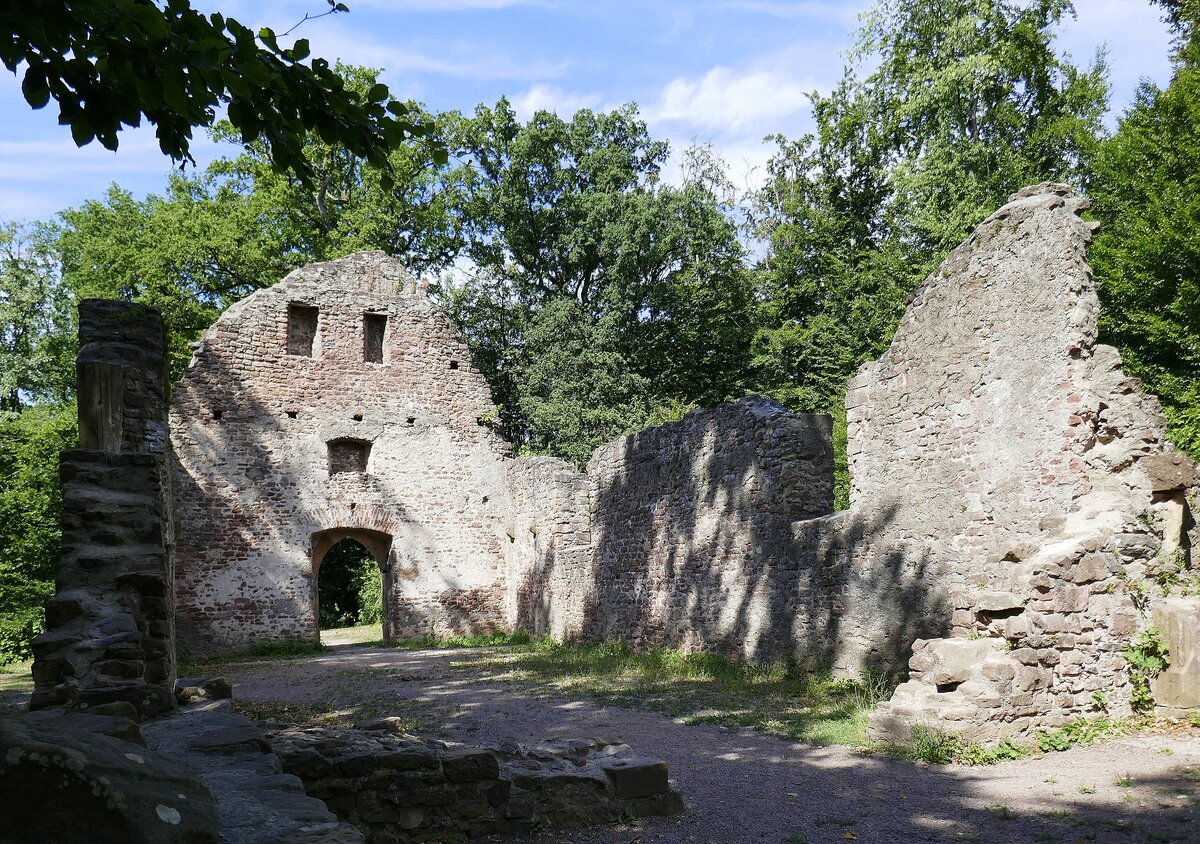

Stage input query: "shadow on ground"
[{"left": 216, "top": 644, "right": 1200, "bottom": 844}]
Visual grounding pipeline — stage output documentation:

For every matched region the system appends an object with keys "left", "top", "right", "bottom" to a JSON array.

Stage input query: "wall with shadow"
[{"left": 171, "top": 254, "right": 524, "bottom": 654}]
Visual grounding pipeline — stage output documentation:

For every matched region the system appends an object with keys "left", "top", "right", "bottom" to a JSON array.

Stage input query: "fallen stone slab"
[{"left": 0, "top": 717, "right": 219, "bottom": 844}]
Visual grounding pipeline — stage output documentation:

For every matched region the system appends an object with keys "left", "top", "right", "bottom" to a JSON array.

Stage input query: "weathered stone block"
[
  {"left": 1151, "top": 597, "right": 1200, "bottom": 714},
  {"left": 597, "top": 757, "right": 669, "bottom": 799},
  {"left": 1142, "top": 452, "right": 1197, "bottom": 493},
  {"left": 441, "top": 748, "right": 500, "bottom": 784}
]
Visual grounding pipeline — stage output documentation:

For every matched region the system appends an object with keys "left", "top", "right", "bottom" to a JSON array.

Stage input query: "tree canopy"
[{"left": 0, "top": 1, "right": 445, "bottom": 186}]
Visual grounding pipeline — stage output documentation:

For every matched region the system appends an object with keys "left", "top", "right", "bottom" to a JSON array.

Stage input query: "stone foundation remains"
[{"left": 272, "top": 724, "right": 682, "bottom": 842}]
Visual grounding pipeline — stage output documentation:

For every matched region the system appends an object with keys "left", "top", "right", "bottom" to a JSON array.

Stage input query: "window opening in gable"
[
  {"left": 364, "top": 312, "right": 387, "bottom": 363},
  {"left": 287, "top": 304, "right": 319, "bottom": 357}
]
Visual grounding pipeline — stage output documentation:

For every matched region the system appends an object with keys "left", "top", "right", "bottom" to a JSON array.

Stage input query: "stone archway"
[{"left": 311, "top": 527, "right": 394, "bottom": 645}]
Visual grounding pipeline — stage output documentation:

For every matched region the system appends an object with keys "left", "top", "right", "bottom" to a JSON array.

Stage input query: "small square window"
[
  {"left": 328, "top": 439, "right": 370, "bottom": 475},
  {"left": 287, "top": 304, "right": 319, "bottom": 356},
  {"left": 364, "top": 312, "right": 387, "bottom": 363}
]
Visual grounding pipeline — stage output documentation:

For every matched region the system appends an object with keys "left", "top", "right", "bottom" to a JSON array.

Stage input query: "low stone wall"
[{"left": 271, "top": 724, "right": 682, "bottom": 843}]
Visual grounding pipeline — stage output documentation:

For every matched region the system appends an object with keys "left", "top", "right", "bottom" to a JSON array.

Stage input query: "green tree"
[
  {"left": 1088, "top": 29, "right": 1200, "bottom": 457},
  {"left": 0, "top": 223, "right": 75, "bottom": 412},
  {"left": 749, "top": 0, "right": 1109, "bottom": 506},
  {"left": 1, "top": 1, "right": 444, "bottom": 185},
  {"left": 0, "top": 404, "right": 76, "bottom": 665},
  {"left": 514, "top": 300, "right": 652, "bottom": 466},
  {"left": 445, "top": 102, "right": 755, "bottom": 461},
  {"left": 49, "top": 69, "right": 460, "bottom": 380}
]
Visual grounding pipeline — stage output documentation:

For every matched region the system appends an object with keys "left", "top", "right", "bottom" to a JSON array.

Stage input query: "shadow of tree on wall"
[
  {"left": 170, "top": 356, "right": 474, "bottom": 653},
  {"left": 555, "top": 407, "right": 949, "bottom": 676}
]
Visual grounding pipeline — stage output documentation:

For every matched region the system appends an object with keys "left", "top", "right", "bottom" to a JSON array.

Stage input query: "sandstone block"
[
  {"left": 1151, "top": 597, "right": 1200, "bottom": 714},
  {"left": 597, "top": 756, "right": 669, "bottom": 799},
  {"left": 1142, "top": 452, "right": 1197, "bottom": 492},
  {"left": 0, "top": 718, "right": 217, "bottom": 844}
]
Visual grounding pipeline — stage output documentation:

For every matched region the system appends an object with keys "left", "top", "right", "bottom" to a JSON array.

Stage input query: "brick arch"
[{"left": 309, "top": 525, "right": 395, "bottom": 645}]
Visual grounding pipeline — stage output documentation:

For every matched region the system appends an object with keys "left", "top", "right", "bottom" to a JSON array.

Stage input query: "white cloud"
[
  {"left": 509, "top": 84, "right": 606, "bottom": 119},
  {"left": 647, "top": 65, "right": 817, "bottom": 133},
  {"left": 295, "top": 29, "right": 570, "bottom": 84}
]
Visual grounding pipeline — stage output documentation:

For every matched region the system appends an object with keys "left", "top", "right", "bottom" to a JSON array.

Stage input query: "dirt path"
[{"left": 220, "top": 643, "right": 1200, "bottom": 844}]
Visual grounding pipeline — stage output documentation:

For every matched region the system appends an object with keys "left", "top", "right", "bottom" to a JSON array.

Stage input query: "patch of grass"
[
  {"left": 0, "top": 660, "right": 33, "bottom": 716},
  {"left": 1116, "top": 773, "right": 1135, "bottom": 787},
  {"left": 391, "top": 630, "right": 532, "bottom": 650},
  {"left": 234, "top": 697, "right": 425, "bottom": 732},
  {"left": 0, "top": 660, "right": 33, "bottom": 692},
  {"left": 180, "top": 638, "right": 326, "bottom": 674},
  {"left": 1035, "top": 717, "right": 1144, "bottom": 753},
  {"left": 455, "top": 639, "right": 897, "bottom": 746},
  {"left": 1038, "top": 809, "right": 1074, "bottom": 821},
  {"left": 1078, "top": 784, "right": 1097, "bottom": 795}
]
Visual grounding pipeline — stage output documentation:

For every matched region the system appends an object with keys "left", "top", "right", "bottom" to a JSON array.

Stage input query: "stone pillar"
[{"left": 29, "top": 300, "right": 176, "bottom": 717}]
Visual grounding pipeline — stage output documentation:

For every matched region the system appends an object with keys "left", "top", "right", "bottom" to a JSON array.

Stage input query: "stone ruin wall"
[
  {"left": 170, "top": 253, "right": 576, "bottom": 653},
  {"left": 161, "top": 183, "right": 1198, "bottom": 740},
  {"left": 582, "top": 398, "right": 836, "bottom": 661},
  {"left": 503, "top": 457, "right": 592, "bottom": 639},
  {"left": 862, "top": 185, "right": 1198, "bottom": 741},
  {"left": 29, "top": 301, "right": 177, "bottom": 717}
]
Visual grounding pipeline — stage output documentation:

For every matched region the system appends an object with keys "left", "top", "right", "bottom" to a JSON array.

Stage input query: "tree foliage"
[
  {"left": 442, "top": 101, "right": 755, "bottom": 461},
  {"left": 0, "top": 224, "right": 75, "bottom": 412},
  {"left": 1088, "top": 33, "right": 1200, "bottom": 457},
  {"left": 0, "top": 404, "right": 76, "bottom": 665},
  {"left": 750, "top": 0, "right": 1108, "bottom": 405},
  {"left": 0, "top": 1, "right": 444, "bottom": 186}
]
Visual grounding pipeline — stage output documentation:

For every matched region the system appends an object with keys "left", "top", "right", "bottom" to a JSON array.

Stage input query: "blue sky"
[{"left": 0, "top": 0, "right": 1175, "bottom": 221}]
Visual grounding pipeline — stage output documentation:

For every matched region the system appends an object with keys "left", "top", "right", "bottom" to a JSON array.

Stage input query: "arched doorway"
[{"left": 311, "top": 528, "right": 394, "bottom": 644}]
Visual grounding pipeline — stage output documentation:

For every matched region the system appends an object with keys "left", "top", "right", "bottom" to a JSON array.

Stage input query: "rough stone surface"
[
  {"left": 0, "top": 716, "right": 219, "bottom": 844},
  {"left": 269, "top": 727, "right": 682, "bottom": 842},
  {"left": 142, "top": 705, "right": 365, "bottom": 844},
  {"left": 1151, "top": 597, "right": 1200, "bottom": 716},
  {"left": 866, "top": 184, "right": 1197, "bottom": 740},
  {"left": 584, "top": 397, "right": 835, "bottom": 661},
  {"left": 29, "top": 301, "right": 177, "bottom": 717},
  {"left": 169, "top": 253, "right": 585, "bottom": 651},
  {"left": 107, "top": 182, "right": 1196, "bottom": 745}
]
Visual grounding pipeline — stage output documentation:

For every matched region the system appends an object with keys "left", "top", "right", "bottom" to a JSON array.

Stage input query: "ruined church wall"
[
  {"left": 582, "top": 398, "right": 836, "bottom": 661},
  {"left": 503, "top": 457, "right": 593, "bottom": 639},
  {"left": 861, "top": 185, "right": 1197, "bottom": 742},
  {"left": 170, "top": 253, "right": 521, "bottom": 652}
]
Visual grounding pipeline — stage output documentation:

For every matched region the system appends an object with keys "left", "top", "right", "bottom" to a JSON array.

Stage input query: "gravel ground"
[{"left": 220, "top": 643, "right": 1200, "bottom": 844}]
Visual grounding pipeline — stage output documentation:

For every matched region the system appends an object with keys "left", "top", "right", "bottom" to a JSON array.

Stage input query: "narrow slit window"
[
  {"left": 363, "top": 312, "right": 387, "bottom": 363},
  {"left": 328, "top": 439, "right": 371, "bottom": 475},
  {"left": 287, "top": 304, "right": 319, "bottom": 357}
]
